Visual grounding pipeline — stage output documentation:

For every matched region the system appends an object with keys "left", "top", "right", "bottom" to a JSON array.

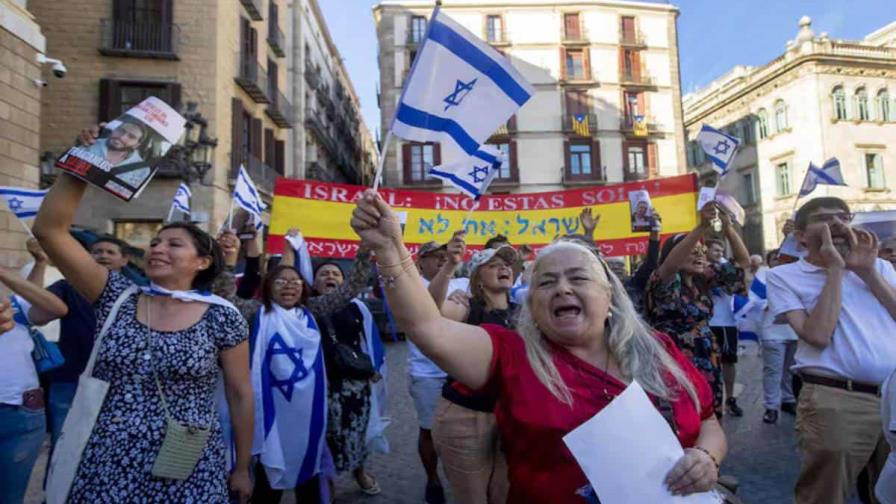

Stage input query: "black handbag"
[{"left": 323, "top": 318, "right": 376, "bottom": 381}]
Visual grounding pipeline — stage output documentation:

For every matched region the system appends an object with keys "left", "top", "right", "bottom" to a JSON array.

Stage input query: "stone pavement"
[{"left": 27, "top": 339, "right": 860, "bottom": 504}]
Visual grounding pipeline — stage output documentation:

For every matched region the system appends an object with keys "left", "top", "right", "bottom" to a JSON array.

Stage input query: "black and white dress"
[{"left": 67, "top": 272, "right": 248, "bottom": 503}]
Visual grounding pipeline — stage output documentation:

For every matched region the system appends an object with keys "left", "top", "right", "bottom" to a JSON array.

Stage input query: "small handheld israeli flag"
[
  {"left": 429, "top": 145, "right": 504, "bottom": 199},
  {"left": 799, "top": 158, "right": 846, "bottom": 197},
  {"left": 233, "top": 165, "right": 266, "bottom": 230},
  {"left": 391, "top": 7, "right": 533, "bottom": 168},
  {"left": 0, "top": 186, "right": 47, "bottom": 219},
  {"left": 166, "top": 183, "right": 191, "bottom": 221},
  {"left": 696, "top": 124, "right": 740, "bottom": 175}
]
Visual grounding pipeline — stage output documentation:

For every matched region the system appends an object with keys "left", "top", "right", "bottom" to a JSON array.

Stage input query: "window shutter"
[
  {"left": 563, "top": 140, "right": 570, "bottom": 179},
  {"left": 632, "top": 50, "right": 641, "bottom": 81},
  {"left": 98, "top": 78, "right": 121, "bottom": 122},
  {"left": 648, "top": 142, "right": 658, "bottom": 177},
  {"left": 241, "top": 18, "right": 250, "bottom": 59},
  {"left": 592, "top": 140, "right": 601, "bottom": 179},
  {"left": 402, "top": 143, "right": 412, "bottom": 183},
  {"left": 618, "top": 49, "right": 625, "bottom": 80},
  {"left": 509, "top": 140, "right": 518, "bottom": 181},
  {"left": 231, "top": 98, "right": 243, "bottom": 173},
  {"left": 264, "top": 128, "right": 275, "bottom": 168},
  {"left": 622, "top": 140, "right": 630, "bottom": 175},
  {"left": 432, "top": 142, "right": 441, "bottom": 166},
  {"left": 583, "top": 48, "right": 592, "bottom": 80},
  {"left": 638, "top": 92, "right": 646, "bottom": 116},
  {"left": 251, "top": 118, "right": 263, "bottom": 158},
  {"left": 275, "top": 140, "right": 285, "bottom": 177},
  {"left": 560, "top": 48, "right": 567, "bottom": 80}
]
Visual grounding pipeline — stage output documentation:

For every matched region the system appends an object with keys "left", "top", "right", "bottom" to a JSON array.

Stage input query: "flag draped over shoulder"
[
  {"left": 251, "top": 305, "right": 327, "bottom": 489},
  {"left": 352, "top": 299, "right": 390, "bottom": 454},
  {"left": 696, "top": 124, "right": 740, "bottom": 175},
  {"left": 732, "top": 268, "right": 768, "bottom": 340},
  {"left": 0, "top": 186, "right": 47, "bottom": 219},
  {"left": 799, "top": 158, "right": 846, "bottom": 197}
]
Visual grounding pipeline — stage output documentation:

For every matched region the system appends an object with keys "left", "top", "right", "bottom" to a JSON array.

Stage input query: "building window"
[
  {"left": 621, "top": 16, "right": 636, "bottom": 44},
  {"left": 569, "top": 143, "right": 591, "bottom": 175},
  {"left": 757, "top": 109, "right": 769, "bottom": 139},
  {"left": 565, "top": 49, "right": 586, "bottom": 80},
  {"left": 857, "top": 88, "right": 870, "bottom": 121},
  {"left": 486, "top": 15, "right": 504, "bottom": 43},
  {"left": 832, "top": 86, "right": 847, "bottom": 120},
  {"left": 743, "top": 171, "right": 757, "bottom": 204},
  {"left": 623, "top": 91, "right": 642, "bottom": 125},
  {"left": 865, "top": 153, "right": 885, "bottom": 189},
  {"left": 410, "top": 16, "right": 426, "bottom": 44},
  {"left": 626, "top": 145, "right": 646, "bottom": 179},
  {"left": 879, "top": 89, "right": 891, "bottom": 122},
  {"left": 775, "top": 161, "right": 791, "bottom": 196},
  {"left": 774, "top": 99, "right": 788, "bottom": 132},
  {"left": 565, "top": 140, "right": 600, "bottom": 181},
  {"left": 99, "top": 79, "right": 181, "bottom": 121},
  {"left": 487, "top": 141, "right": 518, "bottom": 181},
  {"left": 403, "top": 142, "right": 439, "bottom": 183},
  {"left": 563, "top": 12, "right": 581, "bottom": 40},
  {"left": 741, "top": 119, "right": 754, "bottom": 144}
]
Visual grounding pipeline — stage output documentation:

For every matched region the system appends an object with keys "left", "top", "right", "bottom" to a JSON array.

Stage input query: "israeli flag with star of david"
[
  {"left": 391, "top": 7, "right": 534, "bottom": 168},
  {"left": 696, "top": 124, "right": 740, "bottom": 175},
  {"left": 250, "top": 303, "right": 327, "bottom": 489},
  {"left": 799, "top": 158, "right": 846, "bottom": 197},
  {"left": 233, "top": 165, "right": 266, "bottom": 230},
  {"left": 429, "top": 144, "right": 504, "bottom": 199},
  {"left": 0, "top": 186, "right": 47, "bottom": 220}
]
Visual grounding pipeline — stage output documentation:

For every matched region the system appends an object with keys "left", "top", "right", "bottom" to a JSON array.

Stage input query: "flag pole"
[
  {"left": 227, "top": 198, "right": 234, "bottom": 230},
  {"left": 14, "top": 216, "right": 35, "bottom": 238},
  {"left": 372, "top": 131, "right": 393, "bottom": 192},
  {"left": 166, "top": 204, "right": 175, "bottom": 223}
]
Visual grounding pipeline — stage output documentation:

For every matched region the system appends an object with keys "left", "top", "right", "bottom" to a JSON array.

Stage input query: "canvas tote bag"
[{"left": 46, "top": 286, "right": 137, "bottom": 504}]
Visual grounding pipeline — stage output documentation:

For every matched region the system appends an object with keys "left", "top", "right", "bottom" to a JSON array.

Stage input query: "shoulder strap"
[{"left": 83, "top": 285, "right": 138, "bottom": 378}]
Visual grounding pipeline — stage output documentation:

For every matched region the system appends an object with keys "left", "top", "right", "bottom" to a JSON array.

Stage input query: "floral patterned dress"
[
  {"left": 67, "top": 272, "right": 248, "bottom": 503},
  {"left": 645, "top": 262, "right": 744, "bottom": 416}
]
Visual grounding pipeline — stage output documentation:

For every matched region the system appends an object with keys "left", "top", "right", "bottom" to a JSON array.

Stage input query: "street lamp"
[{"left": 156, "top": 101, "right": 218, "bottom": 185}]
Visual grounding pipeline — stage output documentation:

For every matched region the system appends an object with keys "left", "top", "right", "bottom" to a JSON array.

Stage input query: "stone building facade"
[
  {"left": 373, "top": 0, "right": 686, "bottom": 194},
  {"left": 0, "top": 0, "right": 44, "bottom": 267},
  {"left": 684, "top": 18, "right": 896, "bottom": 252}
]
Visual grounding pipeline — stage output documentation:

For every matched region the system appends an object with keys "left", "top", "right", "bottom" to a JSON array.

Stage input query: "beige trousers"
[
  {"left": 795, "top": 382, "right": 889, "bottom": 504},
  {"left": 431, "top": 398, "right": 509, "bottom": 504}
]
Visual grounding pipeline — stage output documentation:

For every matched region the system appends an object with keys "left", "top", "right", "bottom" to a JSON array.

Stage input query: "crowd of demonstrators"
[
  {"left": 758, "top": 249, "right": 798, "bottom": 424},
  {"left": 645, "top": 202, "right": 750, "bottom": 418},
  {"left": 349, "top": 189, "right": 727, "bottom": 503},
  {"left": 31, "top": 168, "right": 255, "bottom": 501},
  {"left": 766, "top": 197, "right": 896, "bottom": 504}
]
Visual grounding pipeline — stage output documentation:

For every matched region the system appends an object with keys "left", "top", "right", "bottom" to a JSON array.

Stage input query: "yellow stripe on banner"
[{"left": 270, "top": 192, "right": 698, "bottom": 245}]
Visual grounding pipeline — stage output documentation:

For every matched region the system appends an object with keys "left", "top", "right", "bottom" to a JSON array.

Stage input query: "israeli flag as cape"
[
  {"left": 234, "top": 165, "right": 266, "bottom": 230},
  {"left": 429, "top": 144, "right": 504, "bottom": 199},
  {"left": 251, "top": 305, "right": 327, "bottom": 489},
  {"left": 0, "top": 186, "right": 47, "bottom": 219},
  {"left": 799, "top": 158, "right": 846, "bottom": 197},
  {"left": 696, "top": 124, "right": 740, "bottom": 175},
  {"left": 392, "top": 7, "right": 533, "bottom": 168},
  {"left": 352, "top": 299, "right": 391, "bottom": 454},
  {"left": 732, "top": 268, "right": 768, "bottom": 330},
  {"left": 171, "top": 183, "right": 191, "bottom": 214}
]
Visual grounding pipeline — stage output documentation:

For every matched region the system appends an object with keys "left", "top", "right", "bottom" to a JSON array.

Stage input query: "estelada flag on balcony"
[
  {"left": 632, "top": 114, "right": 648, "bottom": 137},
  {"left": 390, "top": 5, "right": 534, "bottom": 169},
  {"left": 266, "top": 174, "right": 700, "bottom": 259},
  {"left": 572, "top": 114, "right": 590, "bottom": 137},
  {"left": 55, "top": 97, "right": 186, "bottom": 201}
]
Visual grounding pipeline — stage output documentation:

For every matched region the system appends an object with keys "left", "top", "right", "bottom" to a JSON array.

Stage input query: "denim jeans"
[
  {"left": 761, "top": 339, "right": 797, "bottom": 410},
  {"left": 0, "top": 404, "right": 46, "bottom": 503},
  {"left": 47, "top": 381, "right": 77, "bottom": 446}
]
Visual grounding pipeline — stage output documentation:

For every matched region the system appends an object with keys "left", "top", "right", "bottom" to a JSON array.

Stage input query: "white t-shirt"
[
  {"left": 405, "top": 276, "right": 469, "bottom": 379},
  {"left": 761, "top": 295, "right": 798, "bottom": 341},
  {"left": 709, "top": 259, "right": 737, "bottom": 327},
  {"left": 0, "top": 296, "right": 40, "bottom": 405},
  {"left": 877, "top": 369, "right": 896, "bottom": 504},
  {"left": 767, "top": 258, "right": 896, "bottom": 384}
]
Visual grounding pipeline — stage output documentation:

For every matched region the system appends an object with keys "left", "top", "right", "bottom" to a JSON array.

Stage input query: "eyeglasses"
[
  {"left": 808, "top": 212, "right": 854, "bottom": 224},
  {"left": 273, "top": 279, "right": 303, "bottom": 287}
]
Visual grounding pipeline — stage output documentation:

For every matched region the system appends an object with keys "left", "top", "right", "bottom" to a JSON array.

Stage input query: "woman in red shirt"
[{"left": 350, "top": 190, "right": 727, "bottom": 503}]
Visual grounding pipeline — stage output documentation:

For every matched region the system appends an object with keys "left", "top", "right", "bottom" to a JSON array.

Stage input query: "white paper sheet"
[
  {"left": 697, "top": 187, "right": 716, "bottom": 210},
  {"left": 562, "top": 381, "right": 721, "bottom": 504}
]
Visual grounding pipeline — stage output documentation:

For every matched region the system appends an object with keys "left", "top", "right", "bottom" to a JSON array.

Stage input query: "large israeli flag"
[
  {"left": 799, "top": 158, "right": 846, "bottom": 197},
  {"left": 392, "top": 7, "right": 533, "bottom": 167},
  {"left": 696, "top": 124, "right": 740, "bottom": 175},
  {"left": 429, "top": 144, "right": 504, "bottom": 199},
  {"left": 0, "top": 186, "right": 47, "bottom": 219},
  {"left": 233, "top": 165, "right": 266, "bottom": 230}
]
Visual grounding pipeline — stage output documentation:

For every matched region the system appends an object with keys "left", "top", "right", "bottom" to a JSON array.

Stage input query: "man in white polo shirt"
[{"left": 767, "top": 197, "right": 896, "bottom": 504}]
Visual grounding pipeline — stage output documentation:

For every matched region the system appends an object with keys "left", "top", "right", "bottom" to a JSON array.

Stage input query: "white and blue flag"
[
  {"left": 171, "top": 182, "right": 191, "bottom": 215},
  {"left": 250, "top": 304, "right": 327, "bottom": 489},
  {"left": 0, "top": 186, "right": 47, "bottom": 219},
  {"left": 429, "top": 144, "right": 504, "bottom": 199},
  {"left": 233, "top": 165, "right": 266, "bottom": 230},
  {"left": 799, "top": 158, "right": 846, "bottom": 197},
  {"left": 391, "top": 7, "right": 533, "bottom": 170},
  {"left": 353, "top": 299, "right": 391, "bottom": 454},
  {"left": 696, "top": 124, "right": 740, "bottom": 175}
]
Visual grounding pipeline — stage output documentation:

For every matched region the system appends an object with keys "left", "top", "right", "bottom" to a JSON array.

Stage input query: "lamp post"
[{"left": 157, "top": 101, "right": 218, "bottom": 185}]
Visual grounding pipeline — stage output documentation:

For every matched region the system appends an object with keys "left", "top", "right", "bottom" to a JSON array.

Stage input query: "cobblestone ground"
[{"left": 28, "top": 340, "right": 866, "bottom": 504}]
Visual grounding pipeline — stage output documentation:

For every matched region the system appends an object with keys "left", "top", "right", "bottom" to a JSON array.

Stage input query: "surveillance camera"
[
  {"left": 51, "top": 62, "right": 67, "bottom": 79},
  {"left": 33, "top": 79, "right": 47, "bottom": 87}
]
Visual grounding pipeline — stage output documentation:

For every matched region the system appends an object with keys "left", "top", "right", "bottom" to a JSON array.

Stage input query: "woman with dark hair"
[
  {"left": 645, "top": 202, "right": 749, "bottom": 417},
  {"left": 33, "top": 127, "right": 254, "bottom": 503},
  {"left": 215, "top": 228, "right": 376, "bottom": 502}
]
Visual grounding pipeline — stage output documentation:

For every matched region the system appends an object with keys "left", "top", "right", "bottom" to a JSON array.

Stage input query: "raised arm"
[
  {"left": 306, "top": 245, "right": 373, "bottom": 319},
  {"left": 0, "top": 267, "right": 68, "bottom": 323},
  {"left": 655, "top": 203, "right": 715, "bottom": 283},
  {"left": 427, "top": 230, "right": 465, "bottom": 308},
  {"left": 579, "top": 207, "right": 599, "bottom": 244},
  {"left": 351, "top": 190, "right": 493, "bottom": 389},
  {"left": 632, "top": 213, "right": 662, "bottom": 290},
  {"left": 213, "top": 232, "right": 261, "bottom": 322},
  {"left": 719, "top": 210, "right": 751, "bottom": 271}
]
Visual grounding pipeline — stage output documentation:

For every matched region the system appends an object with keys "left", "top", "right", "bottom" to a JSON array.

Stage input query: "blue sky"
[{"left": 317, "top": 0, "right": 892, "bottom": 140}]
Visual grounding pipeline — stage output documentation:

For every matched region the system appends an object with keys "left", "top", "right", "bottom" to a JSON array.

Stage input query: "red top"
[{"left": 479, "top": 324, "right": 714, "bottom": 504}]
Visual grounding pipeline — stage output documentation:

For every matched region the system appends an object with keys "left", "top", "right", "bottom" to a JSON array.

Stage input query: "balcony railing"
[
  {"left": 407, "top": 31, "right": 426, "bottom": 46},
  {"left": 235, "top": 54, "right": 270, "bottom": 103},
  {"left": 233, "top": 153, "right": 277, "bottom": 194},
  {"left": 561, "top": 27, "right": 589, "bottom": 45},
  {"left": 620, "top": 70, "right": 653, "bottom": 86},
  {"left": 266, "top": 87, "right": 294, "bottom": 128},
  {"left": 240, "top": 0, "right": 263, "bottom": 21},
  {"left": 304, "top": 107, "right": 338, "bottom": 157},
  {"left": 267, "top": 24, "right": 286, "bottom": 57},
  {"left": 99, "top": 19, "right": 179, "bottom": 59},
  {"left": 486, "top": 28, "right": 510, "bottom": 46},
  {"left": 563, "top": 113, "right": 599, "bottom": 135},
  {"left": 562, "top": 166, "right": 605, "bottom": 185},
  {"left": 621, "top": 116, "right": 657, "bottom": 136},
  {"left": 620, "top": 29, "right": 646, "bottom": 47},
  {"left": 304, "top": 63, "right": 320, "bottom": 89},
  {"left": 623, "top": 169, "right": 649, "bottom": 182}
]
